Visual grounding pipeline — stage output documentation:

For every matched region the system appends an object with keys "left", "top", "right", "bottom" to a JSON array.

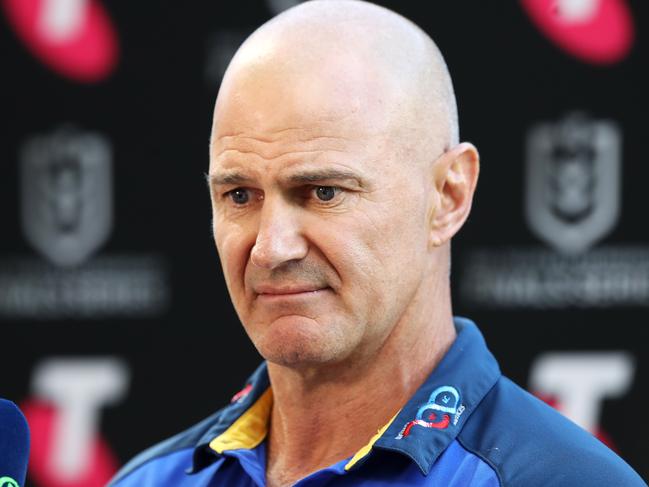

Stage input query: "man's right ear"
[{"left": 427, "top": 142, "right": 480, "bottom": 248}]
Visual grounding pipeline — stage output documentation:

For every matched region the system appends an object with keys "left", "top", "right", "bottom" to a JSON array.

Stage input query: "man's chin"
[
  {"left": 254, "top": 315, "right": 348, "bottom": 368},
  {"left": 264, "top": 348, "right": 332, "bottom": 368}
]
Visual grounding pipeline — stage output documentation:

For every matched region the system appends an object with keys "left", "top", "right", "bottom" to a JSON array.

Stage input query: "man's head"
[{"left": 208, "top": 0, "right": 479, "bottom": 368}]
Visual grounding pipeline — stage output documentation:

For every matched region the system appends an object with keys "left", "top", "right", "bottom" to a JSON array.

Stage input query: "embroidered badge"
[{"left": 395, "top": 386, "right": 464, "bottom": 439}]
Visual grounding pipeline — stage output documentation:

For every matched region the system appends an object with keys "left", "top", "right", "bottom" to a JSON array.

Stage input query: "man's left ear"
[{"left": 428, "top": 142, "right": 480, "bottom": 247}]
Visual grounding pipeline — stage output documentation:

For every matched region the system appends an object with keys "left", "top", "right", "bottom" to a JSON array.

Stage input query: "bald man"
[{"left": 109, "top": 2, "right": 645, "bottom": 486}]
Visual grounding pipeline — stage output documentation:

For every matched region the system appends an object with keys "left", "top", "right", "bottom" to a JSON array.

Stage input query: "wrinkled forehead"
[{"left": 207, "top": 55, "right": 413, "bottom": 188}]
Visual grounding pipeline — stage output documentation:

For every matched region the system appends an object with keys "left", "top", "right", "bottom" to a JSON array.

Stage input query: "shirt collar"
[
  {"left": 368, "top": 316, "right": 501, "bottom": 474},
  {"left": 190, "top": 363, "right": 271, "bottom": 473},
  {"left": 190, "top": 317, "right": 501, "bottom": 476}
]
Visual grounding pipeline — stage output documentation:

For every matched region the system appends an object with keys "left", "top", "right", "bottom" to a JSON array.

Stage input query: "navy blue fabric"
[
  {"left": 458, "top": 376, "right": 646, "bottom": 486},
  {"left": 109, "top": 318, "right": 646, "bottom": 486},
  {"left": 0, "top": 398, "right": 30, "bottom": 487},
  {"left": 110, "top": 438, "right": 500, "bottom": 486}
]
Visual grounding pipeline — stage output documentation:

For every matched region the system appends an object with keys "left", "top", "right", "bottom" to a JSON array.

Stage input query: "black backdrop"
[{"left": 1, "top": 1, "right": 647, "bottom": 485}]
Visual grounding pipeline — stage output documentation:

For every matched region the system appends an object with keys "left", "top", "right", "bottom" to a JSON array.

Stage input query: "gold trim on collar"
[
  {"left": 209, "top": 388, "right": 273, "bottom": 454},
  {"left": 208, "top": 387, "right": 398, "bottom": 472},
  {"left": 344, "top": 411, "right": 400, "bottom": 471}
]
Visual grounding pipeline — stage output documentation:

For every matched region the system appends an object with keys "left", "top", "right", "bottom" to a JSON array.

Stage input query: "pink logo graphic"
[
  {"left": 398, "top": 412, "right": 451, "bottom": 439},
  {"left": 521, "top": 0, "right": 634, "bottom": 65},
  {"left": 230, "top": 383, "right": 254, "bottom": 404},
  {"left": 2, "top": 0, "right": 119, "bottom": 82},
  {"left": 21, "top": 399, "right": 119, "bottom": 487}
]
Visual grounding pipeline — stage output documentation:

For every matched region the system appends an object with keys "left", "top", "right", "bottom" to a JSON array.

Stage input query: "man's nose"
[{"left": 250, "top": 200, "right": 308, "bottom": 269}]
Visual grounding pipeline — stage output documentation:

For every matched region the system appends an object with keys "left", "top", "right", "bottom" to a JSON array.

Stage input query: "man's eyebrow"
[
  {"left": 287, "top": 169, "right": 365, "bottom": 186},
  {"left": 205, "top": 168, "right": 367, "bottom": 187},
  {"left": 206, "top": 171, "right": 254, "bottom": 186}
]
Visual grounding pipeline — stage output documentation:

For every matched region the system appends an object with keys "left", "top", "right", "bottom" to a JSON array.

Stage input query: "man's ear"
[{"left": 428, "top": 142, "right": 480, "bottom": 247}]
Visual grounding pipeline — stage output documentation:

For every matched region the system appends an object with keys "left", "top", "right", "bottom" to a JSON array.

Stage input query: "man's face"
[{"left": 208, "top": 63, "right": 433, "bottom": 367}]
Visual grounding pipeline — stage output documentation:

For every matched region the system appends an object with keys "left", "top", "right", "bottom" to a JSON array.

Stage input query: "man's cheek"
[
  {"left": 220, "top": 232, "right": 246, "bottom": 268},
  {"left": 221, "top": 249, "right": 248, "bottom": 302}
]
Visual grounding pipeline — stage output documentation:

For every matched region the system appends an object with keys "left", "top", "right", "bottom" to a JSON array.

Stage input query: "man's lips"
[{"left": 254, "top": 284, "right": 330, "bottom": 297}]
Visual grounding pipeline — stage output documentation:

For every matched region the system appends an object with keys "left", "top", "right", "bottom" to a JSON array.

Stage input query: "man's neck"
[{"left": 264, "top": 288, "right": 456, "bottom": 487}]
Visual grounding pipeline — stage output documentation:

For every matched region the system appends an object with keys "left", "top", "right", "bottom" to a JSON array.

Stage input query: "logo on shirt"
[
  {"left": 230, "top": 383, "right": 253, "bottom": 404},
  {"left": 395, "top": 386, "right": 464, "bottom": 439},
  {"left": 0, "top": 477, "right": 19, "bottom": 487}
]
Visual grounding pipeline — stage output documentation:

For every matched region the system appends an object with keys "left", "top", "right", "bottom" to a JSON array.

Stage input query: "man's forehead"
[
  {"left": 209, "top": 85, "right": 407, "bottom": 184},
  {"left": 211, "top": 59, "right": 388, "bottom": 143},
  {"left": 209, "top": 82, "right": 389, "bottom": 170}
]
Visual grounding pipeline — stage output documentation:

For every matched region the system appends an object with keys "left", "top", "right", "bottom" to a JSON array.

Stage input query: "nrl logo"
[
  {"left": 20, "top": 127, "right": 113, "bottom": 267},
  {"left": 525, "top": 113, "right": 621, "bottom": 255}
]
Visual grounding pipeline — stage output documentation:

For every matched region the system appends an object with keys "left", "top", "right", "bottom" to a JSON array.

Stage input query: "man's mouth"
[{"left": 254, "top": 284, "right": 330, "bottom": 299}]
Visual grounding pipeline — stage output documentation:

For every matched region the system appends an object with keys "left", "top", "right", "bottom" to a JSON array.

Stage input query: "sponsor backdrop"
[{"left": 1, "top": 0, "right": 647, "bottom": 484}]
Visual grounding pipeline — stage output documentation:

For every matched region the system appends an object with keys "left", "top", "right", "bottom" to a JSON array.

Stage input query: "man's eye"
[
  {"left": 227, "top": 188, "right": 250, "bottom": 205},
  {"left": 314, "top": 186, "right": 338, "bottom": 202}
]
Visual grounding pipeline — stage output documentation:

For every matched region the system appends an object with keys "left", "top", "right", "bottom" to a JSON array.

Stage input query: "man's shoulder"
[
  {"left": 458, "top": 375, "right": 646, "bottom": 487},
  {"left": 107, "top": 406, "right": 228, "bottom": 486}
]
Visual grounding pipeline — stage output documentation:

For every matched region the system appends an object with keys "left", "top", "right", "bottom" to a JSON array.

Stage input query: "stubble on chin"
[{"left": 251, "top": 315, "right": 353, "bottom": 368}]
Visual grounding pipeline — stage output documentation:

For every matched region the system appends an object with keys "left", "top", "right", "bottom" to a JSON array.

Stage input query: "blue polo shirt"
[{"left": 109, "top": 318, "right": 646, "bottom": 486}]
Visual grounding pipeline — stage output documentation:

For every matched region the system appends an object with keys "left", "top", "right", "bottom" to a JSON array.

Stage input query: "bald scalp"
[{"left": 214, "top": 0, "right": 459, "bottom": 162}]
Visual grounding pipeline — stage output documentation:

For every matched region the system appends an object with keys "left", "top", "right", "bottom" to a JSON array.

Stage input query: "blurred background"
[{"left": 1, "top": 0, "right": 647, "bottom": 485}]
